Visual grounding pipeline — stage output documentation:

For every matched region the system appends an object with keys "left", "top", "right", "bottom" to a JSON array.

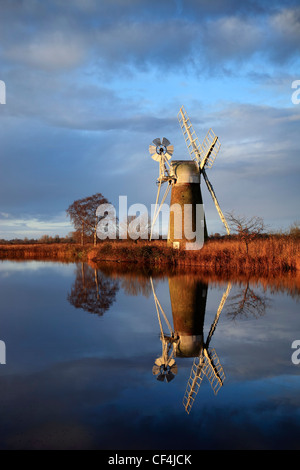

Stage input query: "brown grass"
[
  {"left": 87, "top": 236, "right": 299, "bottom": 273},
  {"left": 0, "top": 243, "right": 85, "bottom": 262},
  {"left": 0, "top": 236, "right": 299, "bottom": 274}
]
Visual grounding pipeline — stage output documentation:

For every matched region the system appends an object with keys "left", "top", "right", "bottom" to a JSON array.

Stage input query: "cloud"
[
  {"left": 214, "top": 102, "right": 300, "bottom": 153},
  {"left": 1, "top": 1, "right": 299, "bottom": 77},
  {"left": 200, "top": 15, "right": 263, "bottom": 64},
  {"left": 0, "top": 353, "right": 299, "bottom": 449},
  {"left": 0, "top": 212, "right": 72, "bottom": 239},
  {"left": 268, "top": 6, "right": 300, "bottom": 63},
  {"left": 0, "top": 99, "right": 299, "bottom": 236},
  {"left": 91, "top": 19, "right": 198, "bottom": 74},
  {"left": 0, "top": 0, "right": 299, "bottom": 238},
  {"left": 5, "top": 31, "right": 87, "bottom": 70}
]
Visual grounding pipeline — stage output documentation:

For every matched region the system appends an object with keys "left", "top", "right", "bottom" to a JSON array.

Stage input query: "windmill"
[
  {"left": 149, "top": 107, "right": 229, "bottom": 248},
  {"left": 149, "top": 137, "right": 175, "bottom": 240},
  {"left": 150, "top": 274, "right": 208, "bottom": 382},
  {"left": 177, "top": 106, "right": 230, "bottom": 236},
  {"left": 183, "top": 282, "right": 232, "bottom": 415},
  {"left": 149, "top": 134, "right": 204, "bottom": 247}
]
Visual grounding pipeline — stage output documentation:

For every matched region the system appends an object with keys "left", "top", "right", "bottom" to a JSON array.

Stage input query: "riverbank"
[{"left": 0, "top": 236, "right": 299, "bottom": 274}]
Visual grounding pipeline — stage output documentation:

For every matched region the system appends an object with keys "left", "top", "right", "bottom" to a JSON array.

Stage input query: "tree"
[
  {"left": 226, "top": 211, "right": 266, "bottom": 254},
  {"left": 66, "top": 193, "right": 114, "bottom": 246}
]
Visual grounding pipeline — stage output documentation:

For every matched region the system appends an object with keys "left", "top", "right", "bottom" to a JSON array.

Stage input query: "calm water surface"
[{"left": 0, "top": 260, "right": 299, "bottom": 450}]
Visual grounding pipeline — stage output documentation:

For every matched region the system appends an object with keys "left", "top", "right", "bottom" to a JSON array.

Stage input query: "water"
[{"left": 0, "top": 260, "right": 299, "bottom": 450}]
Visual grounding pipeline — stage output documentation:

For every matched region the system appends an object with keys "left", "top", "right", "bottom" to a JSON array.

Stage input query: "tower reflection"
[
  {"left": 169, "top": 275, "right": 207, "bottom": 358},
  {"left": 151, "top": 274, "right": 231, "bottom": 414}
]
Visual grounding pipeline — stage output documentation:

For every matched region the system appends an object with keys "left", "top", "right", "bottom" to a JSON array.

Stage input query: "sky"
[{"left": 0, "top": 0, "right": 299, "bottom": 239}]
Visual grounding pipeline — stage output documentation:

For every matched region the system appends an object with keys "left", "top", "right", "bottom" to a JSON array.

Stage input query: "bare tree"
[
  {"left": 226, "top": 211, "right": 266, "bottom": 254},
  {"left": 66, "top": 193, "right": 113, "bottom": 246}
]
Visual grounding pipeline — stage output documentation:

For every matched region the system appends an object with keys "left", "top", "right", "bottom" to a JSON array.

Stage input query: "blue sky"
[{"left": 0, "top": 0, "right": 299, "bottom": 238}]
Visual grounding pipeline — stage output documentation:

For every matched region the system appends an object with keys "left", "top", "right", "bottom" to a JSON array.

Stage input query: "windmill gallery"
[{"left": 96, "top": 106, "right": 229, "bottom": 250}]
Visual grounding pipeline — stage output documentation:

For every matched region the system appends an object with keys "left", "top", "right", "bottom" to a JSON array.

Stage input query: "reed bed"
[
  {"left": 0, "top": 236, "right": 299, "bottom": 274},
  {"left": 87, "top": 236, "right": 299, "bottom": 274},
  {"left": 0, "top": 243, "right": 85, "bottom": 262}
]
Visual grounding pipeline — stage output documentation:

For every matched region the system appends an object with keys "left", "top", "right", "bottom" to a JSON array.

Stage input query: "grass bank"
[
  {"left": 88, "top": 237, "right": 299, "bottom": 274},
  {"left": 0, "top": 243, "right": 86, "bottom": 262},
  {"left": 0, "top": 236, "right": 298, "bottom": 274}
]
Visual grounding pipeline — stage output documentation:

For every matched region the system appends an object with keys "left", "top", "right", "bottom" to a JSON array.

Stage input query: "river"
[{"left": 0, "top": 260, "right": 299, "bottom": 450}]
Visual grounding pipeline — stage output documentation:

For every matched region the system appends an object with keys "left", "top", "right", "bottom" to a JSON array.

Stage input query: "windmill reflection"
[
  {"left": 183, "top": 281, "right": 231, "bottom": 414},
  {"left": 151, "top": 275, "right": 231, "bottom": 414},
  {"left": 68, "top": 262, "right": 119, "bottom": 315}
]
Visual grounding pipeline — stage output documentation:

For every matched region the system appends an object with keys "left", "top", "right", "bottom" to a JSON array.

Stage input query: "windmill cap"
[{"left": 170, "top": 160, "right": 200, "bottom": 184}]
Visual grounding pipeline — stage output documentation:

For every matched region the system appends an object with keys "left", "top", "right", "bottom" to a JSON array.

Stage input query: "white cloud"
[
  {"left": 5, "top": 31, "right": 87, "bottom": 70},
  {"left": 271, "top": 6, "right": 300, "bottom": 40},
  {"left": 0, "top": 0, "right": 299, "bottom": 238},
  {"left": 202, "top": 15, "right": 263, "bottom": 62},
  {"left": 0, "top": 213, "right": 72, "bottom": 239}
]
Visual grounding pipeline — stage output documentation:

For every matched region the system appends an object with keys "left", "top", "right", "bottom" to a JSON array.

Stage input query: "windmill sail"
[
  {"left": 150, "top": 136, "right": 172, "bottom": 239},
  {"left": 183, "top": 349, "right": 225, "bottom": 414},
  {"left": 203, "top": 348, "right": 225, "bottom": 394},
  {"left": 178, "top": 106, "right": 203, "bottom": 164},
  {"left": 178, "top": 105, "right": 230, "bottom": 235},
  {"left": 202, "top": 169, "right": 230, "bottom": 235},
  {"left": 149, "top": 137, "right": 175, "bottom": 241},
  {"left": 183, "top": 355, "right": 206, "bottom": 414},
  {"left": 199, "top": 128, "right": 221, "bottom": 170}
]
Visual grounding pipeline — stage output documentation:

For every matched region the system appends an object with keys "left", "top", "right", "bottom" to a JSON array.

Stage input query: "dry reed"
[{"left": 0, "top": 236, "right": 299, "bottom": 274}]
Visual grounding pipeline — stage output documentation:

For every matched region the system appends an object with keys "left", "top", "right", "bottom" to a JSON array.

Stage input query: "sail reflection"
[
  {"left": 151, "top": 274, "right": 231, "bottom": 414},
  {"left": 182, "top": 281, "right": 231, "bottom": 414}
]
